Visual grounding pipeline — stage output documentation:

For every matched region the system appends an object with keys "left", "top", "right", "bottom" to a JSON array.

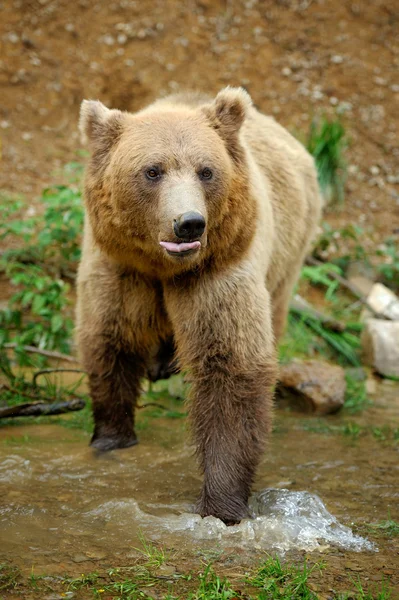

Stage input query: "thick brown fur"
[{"left": 76, "top": 87, "right": 322, "bottom": 523}]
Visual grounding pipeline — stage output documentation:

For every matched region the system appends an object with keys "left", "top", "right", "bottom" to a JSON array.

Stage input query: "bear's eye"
[
  {"left": 146, "top": 167, "right": 161, "bottom": 181},
  {"left": 200, "top": 167, "right": 213, "bottom": 181}
]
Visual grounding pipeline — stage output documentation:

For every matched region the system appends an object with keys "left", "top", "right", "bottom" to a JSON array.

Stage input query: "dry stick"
[
  {"left": 3, "top": 343, "right": 78, "bottom": 363},
  {"left": 33, "top": 368, "right": 86, "bottom": 387},
  {"left": 305, "top": 256, "right": 388, "bottom": 319},
  {"left": 137, "top": 402, "right": 168, "bottom": 410}
]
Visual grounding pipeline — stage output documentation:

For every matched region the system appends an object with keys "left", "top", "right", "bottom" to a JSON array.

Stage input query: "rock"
[
  {"left": 361, "top": 319, "right": 399, "bottom": 378},
  {"left": 154, "top": 564, "right": 176, "bottom": 578},
  {"left": 277, "top": 360, "right": 346, "bottom": 415},
  {"left": 362, "top": 283, "right": 399, "bottom": 321}
]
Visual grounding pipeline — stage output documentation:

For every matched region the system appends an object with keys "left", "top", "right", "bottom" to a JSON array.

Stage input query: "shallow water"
[{"left": 0, "top": 379, "right": 398, "bottom": 586}]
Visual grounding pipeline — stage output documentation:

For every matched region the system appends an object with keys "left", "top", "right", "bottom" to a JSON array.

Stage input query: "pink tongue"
[{"left": 160, "top": 241, "right": 201, "bottom": 253}]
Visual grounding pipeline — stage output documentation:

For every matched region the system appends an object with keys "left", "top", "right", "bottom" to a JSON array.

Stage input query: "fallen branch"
[
  {"left": 305, "top": 256, "right": 387, "bottom": 319},
  {"left": 290, "top": 294, "right": 346, "bottom": 332},
  {"left": 33, "top": 368, "right": 86, "bottom": 387},
  {"left": 0, "top": 398, "right": 85, "bottom": 418},
  {"left": 3, "top": 343, "right": 78, "bottom": 363}
]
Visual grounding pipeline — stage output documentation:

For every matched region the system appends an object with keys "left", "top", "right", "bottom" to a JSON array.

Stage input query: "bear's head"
[{"left": 80, "top": 87, "right": 256, "bottom": 277}]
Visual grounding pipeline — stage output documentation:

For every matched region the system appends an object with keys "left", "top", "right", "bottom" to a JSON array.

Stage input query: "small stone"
[
  {"left": 329, "top": 96, "right": 338, "bottom": 105},
  {"left": 154, "top": 564, "right": 176, "bottom": 577},
  {"left": 282, "top": 67, "right": 292, "bottom": 76},
  {"left": 102, "top": 34, "right": 115, "bottom": 45},
  {"left": 331, "top": 54, "right": 344, "bottom": 64},
  {"left": 7, "top": 32, "right": 19, "bottom": 43},
  {"left": 370, "top": 165, "right": 380, "bottom": 175},
  {"left": 72, "top": 554, "right": 90, "bottom": 563}
]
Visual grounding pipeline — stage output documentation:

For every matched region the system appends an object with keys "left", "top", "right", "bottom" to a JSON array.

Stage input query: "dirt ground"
[{"left": 0, "top": 0, "right": 398, "bottom": 246}]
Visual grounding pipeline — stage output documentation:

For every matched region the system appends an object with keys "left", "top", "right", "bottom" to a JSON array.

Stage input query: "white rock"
[
  {"left": 362, "top": 283, "right": 399, "bottom": 321},
  {"left": 362, "top": 319, "right": 399, "bottom": 378}
]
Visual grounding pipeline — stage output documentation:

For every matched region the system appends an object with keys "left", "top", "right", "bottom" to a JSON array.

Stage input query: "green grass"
[
  {"left": 246, "top": 556, "right": 321, "bottom": 599},
  {"left": 344, "top": 375, "right": 371, "bottom": 413},
  {"left": 306, "top": 117, "right": 348, "bottom": 205},
  {"left": 337, "top": 577, "right": 392, "bottom": 599},
  {"left": 0, "top": 563, "right": 20, "bottom": 592},
  {"left": 0, "top": 554, "right": 396, "bottom": 600},
  {"left": 187, "top": 564, "right": 236, "bottom": 599},
  {"left": 368, "top": 517, "right": 399, "bottom": 537},
  {"left": 133, "top": 531, "right": 170, "bottom": 569},
  {"left": 300, "top": 419, "right": 399, "bottom": 444}
]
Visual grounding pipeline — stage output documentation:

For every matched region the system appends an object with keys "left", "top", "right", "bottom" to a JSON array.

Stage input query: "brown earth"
[{"left": 0, "top": 0, "right": 398, "bottom": 249}]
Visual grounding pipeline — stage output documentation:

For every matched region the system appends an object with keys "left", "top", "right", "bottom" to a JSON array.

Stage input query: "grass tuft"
[
  {"left": 246, "top": 556, "right": 321, "bottom": 599},
  {"left": 306, "top": 117, "right": 348, "bottom": 205}
]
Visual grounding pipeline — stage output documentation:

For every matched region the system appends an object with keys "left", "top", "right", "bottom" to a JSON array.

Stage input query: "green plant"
[
  {"left": 246, "top": 556, "right": 321, "bottom": 599},
  {"left": 344, "top": 375, "right": 371, "bottom": 413},
  {"left": 376, "top": 237, "right": 399, "bottom": 292},
  {"left": 188, "top": 564, "right": 236, "bottom": 600},
  {"left": 368, "top": 517, "right": 399, "bottom": 537},
  {"left": 337, "top": 577, "right": 392, "bottom": 599},
  {"left": 0, "top": 263, "right": 73, "bottom": 358},
  {"left": 301, "top": 263, "right": 342, "bottom": 301},
  {"left": 133, "top": 532, "right": 169, "bottom": 569},
  {"left": 306, "top": 117, "right": 347, "bottom": 205},
  {"left": 0, "top": 563, "right": 20, "bottom": 592}
]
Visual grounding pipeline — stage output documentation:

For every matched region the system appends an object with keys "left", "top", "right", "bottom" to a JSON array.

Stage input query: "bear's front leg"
[
  {"left": 85, "top": 344, "right": 144, "bottom": 451},
  {"left": 165, "top": 270, "right": 278, "bottom": 524},
  {"left": 76, "top": 265, "right": 166, "bottom": 452}
]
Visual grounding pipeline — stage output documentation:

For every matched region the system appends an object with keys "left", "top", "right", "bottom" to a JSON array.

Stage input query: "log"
[{"left": 0, "top": 398, "right": 85, "bottom": 419}]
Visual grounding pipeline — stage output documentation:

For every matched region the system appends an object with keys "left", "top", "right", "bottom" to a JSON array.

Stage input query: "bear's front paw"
[
  {"left": 197, "top": 495, "right": 250, "bottom": 526},
  {"left": 90, "top": 431, "right": 138, "bottom": 452}
]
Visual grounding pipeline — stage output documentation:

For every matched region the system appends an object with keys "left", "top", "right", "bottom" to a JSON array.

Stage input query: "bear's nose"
[{"left": 174, "top": 211, "right": 206, "bottom": 240}]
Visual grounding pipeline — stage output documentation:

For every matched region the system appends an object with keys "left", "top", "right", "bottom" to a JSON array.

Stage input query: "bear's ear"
[
  {"left": 203, "top": 87, "right": 252, "bottom": 136},
  {"left": 79, "top": 100, "right": 125, "bottom": 151}
]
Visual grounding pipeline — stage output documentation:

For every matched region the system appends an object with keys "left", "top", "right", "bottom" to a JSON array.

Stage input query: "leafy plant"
[
  {"left": 246, "top": 556, "right": 321, "bottom": 599},
  {"left": 306, "top": 117, "right": 348, "bottom": 205},
  {"left": 301, "top": 263, "right": 342, "bottom": 301}
]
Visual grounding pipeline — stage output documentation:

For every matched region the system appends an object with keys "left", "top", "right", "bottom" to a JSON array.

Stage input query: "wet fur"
[{"left": 76, "top": 87, "right": 321, "bottom": 523}]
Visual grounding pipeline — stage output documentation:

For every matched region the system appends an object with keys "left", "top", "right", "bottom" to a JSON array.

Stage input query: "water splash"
[
  {"left": 159, "top": 489, "right": 375, "bottom": 553},
  {"left": 86, "top": 488, "right": 375, "bottom": 554}
]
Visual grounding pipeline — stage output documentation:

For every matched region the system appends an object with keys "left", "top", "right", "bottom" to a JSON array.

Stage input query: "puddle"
[{"left": 0, "top": 379, "right": 398, "bottom": 579}]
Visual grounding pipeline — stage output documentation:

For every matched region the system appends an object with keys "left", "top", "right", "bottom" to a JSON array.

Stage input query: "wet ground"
[{"left": 0, "top": 378, "right": 398, "bottom": 598}]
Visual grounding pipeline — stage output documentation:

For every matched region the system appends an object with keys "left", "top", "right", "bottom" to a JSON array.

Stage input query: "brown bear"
[{"left": 76, "top": 87, "right": 322, "bottom": 525}]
